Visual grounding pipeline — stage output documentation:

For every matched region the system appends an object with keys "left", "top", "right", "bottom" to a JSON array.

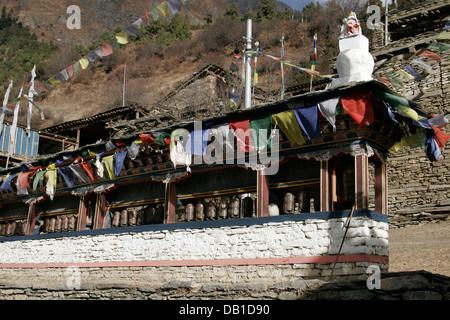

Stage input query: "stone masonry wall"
[
  {"left": 0, "top": 213, "right": 388, "bottom": 286},
  {"left": 372, "top": 35, "right": 450, "bottom": 222}
]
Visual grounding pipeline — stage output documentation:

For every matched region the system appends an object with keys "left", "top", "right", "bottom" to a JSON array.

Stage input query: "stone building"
[{"left": 370, "top": 0, "right": 450, "bottom": 226}]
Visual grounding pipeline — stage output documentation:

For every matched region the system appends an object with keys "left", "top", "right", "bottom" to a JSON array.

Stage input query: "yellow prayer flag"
[
  {"left": 79, "top": 57, "right": 89, "bottom": 70},
  {"left": 115, "top": 30, "right": 128, "bottom": 45},
  {"left": 395, "top": 69, "right": 414, "bottom": 80},
  {"left": 156, "top": 1, "right": 171, "bottom": 18},
  {"left": 88, "top": 149, "right": 97, "bottom": 157},
  {"left": 102, "top": 155, "right": 115, "bottom": 180},
  {"left": 397, "top": 105, "right": 426, "bottom": 122},
  {"left": 48, "top": 77, "right": 62, "bottom": 86},
  {"left": 272, "top": 110, "right": 306, "bottom": 146},
  {"left": 436, "top": 31, "right": 450, "bottom": 41}
]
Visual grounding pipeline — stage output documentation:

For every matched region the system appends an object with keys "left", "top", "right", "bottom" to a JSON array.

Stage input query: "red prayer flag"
[
  {"left": 418, "top": 50, "right": 442, "bottom": 61},
  {"left": 141, "top": 12, "right": 151, "bottom": 24},
  {"left": 341, "top": 90, "right": 375, "bottom": 127},
  {"left": 80, "top": 161, "right": 95, "bottom": 182},
  {"left": 139, "top": 133, "right": 155, "bottom": 146},
  {"left": 100, "top": 42, "right": 114, "bottom": 57},
  {"left": 229, "top": 120, "right": 254, "bottom": 152},
  {"left": 66, "top": 65, "right": 74, "bottom": 78},
  {"left": 432, "top": 126, "right": 450, "bottom": 149}
]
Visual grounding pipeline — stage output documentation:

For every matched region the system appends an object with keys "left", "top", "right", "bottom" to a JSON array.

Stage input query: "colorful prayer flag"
[
  {"left": 66, "top": 64, "right": 74, "bottom": 78},
  {"left": 272, "top": 110, "right": 306, "bottom": 146},
  {"left": 311, "top": 34, "right": 317, "bottom": 72},
  {"left": 151, "top": 7, "right": 160, "bottom": 21},
  {"left": 141, "top": 12, "right": 151, "bottom": 24},
  {"left": 79, "top": 57, "right": 89, "bottom": 70},
  {"left": 292, "top": 105, "right": 321, "bottom": 140},
  {"left": 229, "top": 120, "right": 254, "bottom": 152},
  {"left": 340, "top": 90, "right": 374, "bottom": 127},
  {"left": 418, "top": 49, "right": 442, "bottom": 61},
  {"left": 157, "top": 1, "right": 171, "bottom": 18},
  {"left": 115, "top": 30, "right": 129, "bottom": 44},
  {"left": 167, "top": 0, "right": 181, "bottom": 14}
]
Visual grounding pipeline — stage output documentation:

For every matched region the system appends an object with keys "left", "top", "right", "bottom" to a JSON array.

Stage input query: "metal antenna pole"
[{"left": 244, "top": 19, "right": 252, "bottom": 109}]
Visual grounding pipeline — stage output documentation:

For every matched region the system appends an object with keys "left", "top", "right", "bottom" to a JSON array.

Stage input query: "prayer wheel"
[
  {"left": 283, "top": 192, "right": 295, "bottom": 214},
  {"left": 155, "top": 205, "right": 164, "bottom": 224},
  {"left": 136, "top": 208, "right": 144, "bottom": 225},
  {"left": 62, "top": 215, "right": 69, "bottom": 231},
  {"left": 185, "top": 203, "right": 194, "bottom": 221},
  {"left": 120, "top": 210, "right": 128, "bottom": 227},
  {"left": 6, "top": 222, "right": 12, "bottom": 236},
  {"left": 55, "top": 215, "right": 62, "bottom": 232},
  {"left": 144, "top": 206, "right": 155, "bottom": 224},
  {"left": 206, "top": 201, "right": 216, "bottom": 220},
  {"left": 112, "top": 211, "right": 120, "bottom": 227},
  {"left": 20, "top": 220, "right": 28, "bottom": 235},
  {"left": 195, "top": 203, "right": 204, "bottom": 221},
  {"left": 68, "top": 214, "right": 76, "bottom": 231},
  {"left": 128, "top": 209, "right": 137, "bottom": 226},
  {"left": 218, "top": 199, "right": 228, "bottom": 219},
  {"left": 228, "top": 197, "right": 240, "bottom": 218},
  {"left": 9, "top": 221, "right": 16, "bottom": 235},
  {"left": 242, "top": 197, "right": 253, "bottom": 218},
  {"left": 42, "top": 218, "right": 49, "bottom": 233},
  {"left": 0, "top": 223, "right": 6, "bottom": 236},
  {"left": 49, "top": 217, "right": 56, "bottom": 233},
  {"left": 298, "top": 190, "right": 311, "bottom": 213}
]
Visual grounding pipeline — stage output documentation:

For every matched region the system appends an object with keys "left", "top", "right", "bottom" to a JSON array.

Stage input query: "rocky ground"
[{"left": 388, "top": 218, "right": 450, "bottom": 277}]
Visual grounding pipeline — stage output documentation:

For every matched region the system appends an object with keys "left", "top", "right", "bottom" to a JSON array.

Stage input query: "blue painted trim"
[{"left": 0, "top": 209, "right": 387, "bottom": 243}]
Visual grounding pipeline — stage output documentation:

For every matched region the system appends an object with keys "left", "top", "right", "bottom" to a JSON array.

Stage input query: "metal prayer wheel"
[
  {"left": 298, "top": 190, "right": 311, "bottom": 213},
  {"left": 20, "top": 220, "right": 28, "bottom": 235},
  {"left": 128, "top": 209, "right": 137, "bottom": 226},
  {"left": 6, "top": 222, "right": 12, "bottom": 236},
  {"left": 68, "top": 214, "right": 76, "bottom": 231},
  {"left": 283, "top": 192, "right": 295, "bottom": 214},
  {"left": 218, "top": 199, "right": 228, "bottom": 219},
  {"left": 155, "top": 205, "right": 164, "bottom": 224},
  {"left": 61, "top": 215, "right": 69, "bottom": 231},
  {"left": 242, "top": 197, "right": 253, "bottom": 218},
  {"left": 112, "top": 211, "right": 120, "bottom": 227},
  {"left": 206, "top": 201, "right": 216, "bottom": 220},
  {"left": 136, "top": 208, "right": 144, "bottom": 225},
  {"left": 228, "top": 197, "right": 240, "bottom": 218},
  {"left": 185, "top": 203, "right": 194, "bottom": 221},
  {"left": 144, "top": 206, "right": 155, "bottom": 225},
  {"left": 120, "top": 210, "right": 128, "bottom": 227},
  {"left": 49, "top": 217, "right": 56, "bottom": 233},
  {"left": 42, "top": 218, "right": 48, "bottom": 233},
  {"left": 0, "top": 223, "right": 6, "bottom": 236},
  {"left": 55, "top": 215, "right": 62, "bottom": 232},
  {"left": 195, "top": 203, "right": 204, "bottom": 221}
]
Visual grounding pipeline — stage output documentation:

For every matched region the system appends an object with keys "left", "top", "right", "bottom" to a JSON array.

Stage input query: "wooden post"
[
  {"left": 93, "top": 193, "right": 106, "bottom": 229},
  {"left": 25, "top": 202, "right": 36, "bottom": 235},
  {"left": 164, "top": 182, "right": 177, "bottom": 224},
  {"left": 354, "top": 154, "right": 369, "bottom": 210},
  {"left": 257, "top": 169, "right": 269, "bottom": 217},
  {"left": 77, "top": 195, "right": 88, "bottom": 231},
  {"left": 375, "top": 162, "right": 388, "bottom": 214},
  {"left": 320, "top": 160, "right": 330, "bottom": 212}
]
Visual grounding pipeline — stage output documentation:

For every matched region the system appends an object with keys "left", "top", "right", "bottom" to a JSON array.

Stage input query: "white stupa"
[{"left": 330, "top": 12, "right": 375, "bottom": 88}]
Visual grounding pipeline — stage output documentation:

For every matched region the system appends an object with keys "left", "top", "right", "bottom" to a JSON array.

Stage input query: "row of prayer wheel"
[
  {"left": 184, "top": 197, "right": 254, "bottom": 221},
  {"left": 0, "top": 219, "right": 28, "bottom": 237},
  {"left": 282, "top": 191, "right": 319, "bottom": 214},
  {"left": 111, "top": 205, "right": 164, "bottom": 227},
  {"left": 40, "top": 214, "right": 78, "bottom": 233}
]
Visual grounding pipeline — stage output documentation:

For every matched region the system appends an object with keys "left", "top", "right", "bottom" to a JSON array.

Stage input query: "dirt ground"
[{"left": 388, "top": 219, "right": 450, "bottom": 277}]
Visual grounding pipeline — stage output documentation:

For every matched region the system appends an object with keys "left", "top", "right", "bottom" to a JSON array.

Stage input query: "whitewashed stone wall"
[{"left": 0, "top": 215, "right": 388, "bottom": 265}]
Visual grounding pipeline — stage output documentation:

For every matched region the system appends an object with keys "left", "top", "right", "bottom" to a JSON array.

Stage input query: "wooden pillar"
[
  {"left": 26, "top": 202, "right": 36, "bottom": 235},
  {"left": 93, "top": 193, "right": 106, "bottom": 229},
  {"left": 375, "top": 162, "right": 388, "bottom": 214},
  {"left": 354, "top": 154, "right": 369, "bottom": 210},
  {"left": 77, "top": 195, "right": 88, "bottom": 231},
  {"left": 164, "top": 182, "right": 177, "bottom": 224},
  {"left": 320, "top": 160, "right": 330, "bottom": 212},
  {"left": 257, "top": 169, "right": 269, "bottom": 217}
]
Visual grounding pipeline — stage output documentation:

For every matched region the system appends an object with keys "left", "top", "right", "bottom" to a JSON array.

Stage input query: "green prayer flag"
[
  {"left": 151, "top": 7, "right": 159, "bottom": 21},
  {"left": 250, "top": 116, "right": 272, "bottom": 149},
  {"left": 72, "top": 61, "right": 80, "bottom": 76},
  {"left": 154, "top": 131, "right": 170, "bottom": 145}
]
